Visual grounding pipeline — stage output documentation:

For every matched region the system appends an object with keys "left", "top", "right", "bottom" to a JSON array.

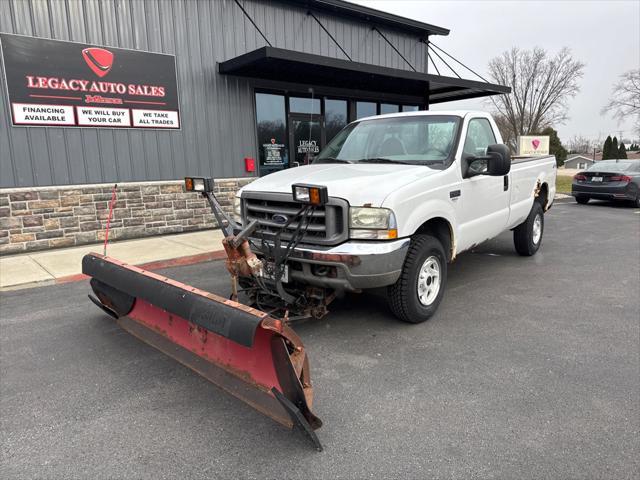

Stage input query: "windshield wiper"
[
  {"left": 314, "top": 157, "right": 353, "bottom": 164},
  {"left": 357, "top": 158, "right": 414, "bottom": 165}
]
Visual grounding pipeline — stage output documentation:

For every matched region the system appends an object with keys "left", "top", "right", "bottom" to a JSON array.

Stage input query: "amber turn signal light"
[{"left": 184, "top": 176, "right": 214, "bottom": 193}]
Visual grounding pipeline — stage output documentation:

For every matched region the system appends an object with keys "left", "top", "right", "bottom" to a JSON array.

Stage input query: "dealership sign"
[
  {"left": 518, "top": 135, "right": 550, "bottom": 156},
  {"left": 1, "top": 33, "right": 180, "bottom": 129},
  {"left": 262, "top": 138, "right": 286, "bottom": 166}
]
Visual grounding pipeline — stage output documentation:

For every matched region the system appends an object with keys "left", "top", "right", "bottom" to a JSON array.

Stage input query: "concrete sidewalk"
[{"left": 0, "top": 230, "right": 225, "bottom": 291}]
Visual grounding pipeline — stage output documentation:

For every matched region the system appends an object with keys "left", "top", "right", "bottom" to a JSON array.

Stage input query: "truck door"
[{"left": 457, "top": 117, "right": 510, "bottom": 250}]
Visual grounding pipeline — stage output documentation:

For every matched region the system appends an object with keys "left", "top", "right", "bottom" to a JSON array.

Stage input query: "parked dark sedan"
[{"left": 572, "top": 159, "right": 640, "bottom": 207}]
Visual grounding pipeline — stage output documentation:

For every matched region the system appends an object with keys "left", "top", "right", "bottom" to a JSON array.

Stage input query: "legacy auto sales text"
[{"left": 26, "top": 76, "right": 166, "bottom": 97}]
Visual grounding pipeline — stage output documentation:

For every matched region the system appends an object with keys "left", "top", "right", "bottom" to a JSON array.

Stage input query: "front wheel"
[
  {"left": 513, "top": 202, "right": 544, "bottom": 256},
  {"left": 387, "top": 235, "right": 447, "bottom": 323}
]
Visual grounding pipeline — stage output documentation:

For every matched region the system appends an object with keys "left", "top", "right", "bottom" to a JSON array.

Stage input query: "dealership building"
[{"left": 0, "top": 0, "right": 508, "bottom": 255}]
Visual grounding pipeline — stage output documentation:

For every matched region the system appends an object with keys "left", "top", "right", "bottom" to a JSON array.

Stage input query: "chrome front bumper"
[{"left": 256, "top": 238, "right": 411, "bottom": 292}]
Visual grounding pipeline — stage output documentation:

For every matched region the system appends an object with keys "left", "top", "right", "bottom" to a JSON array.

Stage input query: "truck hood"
[{"left": 241, "top": 163, "right": 441, "bottom": 206}]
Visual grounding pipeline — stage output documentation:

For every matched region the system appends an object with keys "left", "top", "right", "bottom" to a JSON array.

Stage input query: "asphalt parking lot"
[{"left": 1, "top": 199, "right": 639, "bottom": 479}]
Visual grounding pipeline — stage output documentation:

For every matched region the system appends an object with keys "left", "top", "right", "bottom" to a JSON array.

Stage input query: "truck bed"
[{"left": 508, "top": 154, "right": 557, "bottom": 228}]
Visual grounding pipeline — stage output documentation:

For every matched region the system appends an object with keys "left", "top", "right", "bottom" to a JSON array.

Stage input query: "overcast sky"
[{"left": 354, "top": 0, "right": 640, "bottom": 144}]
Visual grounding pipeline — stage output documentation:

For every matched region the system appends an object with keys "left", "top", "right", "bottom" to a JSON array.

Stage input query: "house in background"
[{"left": 564, "top": 155, "right": 595, "bottom": 169}]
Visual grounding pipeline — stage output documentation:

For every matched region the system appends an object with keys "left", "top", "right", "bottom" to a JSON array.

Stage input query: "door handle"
[
  {"left": 503, "top": 176, "right": 509, "bottom": 191},
  {"left": 449, "top": 190, "right": 461, "bottom": 199}
]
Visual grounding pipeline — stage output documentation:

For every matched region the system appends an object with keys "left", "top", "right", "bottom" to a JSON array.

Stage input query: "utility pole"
[{"left": 618, "top": 131, "right": 623, "bottom": 150}]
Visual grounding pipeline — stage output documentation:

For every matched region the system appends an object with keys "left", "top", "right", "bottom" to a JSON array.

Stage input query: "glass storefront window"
[
  {"left": 356, "top": 101, "right": 377, "bottom": 119},
  {"left": 254, "top": 92, "right": 425, "bottom": 175},
  {"left": 255, "top": 93, "right": 288, "bottom": 173},
  {"left": 380, "top": 103, "right": 399, "bottom": 114},
  {"left": 290, "top": 97, "right": 321, "bottom": 114},
  {"left": 324, "top": 98, "right": 348, "bottom": 142}
]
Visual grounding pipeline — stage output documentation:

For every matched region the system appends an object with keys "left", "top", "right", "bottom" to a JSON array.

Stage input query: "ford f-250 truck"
[
  {"left": 82, "top": 110, "right": 557, "bottom": 448},
  {"left": 234, "top": 110, "right": 557, "bottom": 323}
]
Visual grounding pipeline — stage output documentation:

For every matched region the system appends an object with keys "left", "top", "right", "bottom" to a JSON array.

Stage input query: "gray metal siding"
[{"left": 0, "top": 0, "right": 428, "bottom": 188}]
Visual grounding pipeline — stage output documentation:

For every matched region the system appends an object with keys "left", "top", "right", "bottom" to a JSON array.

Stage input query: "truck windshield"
[{"left": 315, "top": 115, "right": 461, "bottom": 165}]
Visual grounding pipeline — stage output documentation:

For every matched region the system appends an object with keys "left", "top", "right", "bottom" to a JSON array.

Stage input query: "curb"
[
  {"left": 553, "top": 196, "right": 575, "bottom": 204},
  {"left": 1, "top": 249, "right": 227, "bottom": 292}
]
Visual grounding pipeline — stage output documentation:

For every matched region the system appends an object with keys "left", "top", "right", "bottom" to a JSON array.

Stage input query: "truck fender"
[
  {"left": 508, "top": 161, "right": 555, "bottom": 229},
  {"left": 396, "top": 198, "right": 458, "bottom": 261},
  {"left": 533, "top": 174, "right": 554, "bottom": 211}
]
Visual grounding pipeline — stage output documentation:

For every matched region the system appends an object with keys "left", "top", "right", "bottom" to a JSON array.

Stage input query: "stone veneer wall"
[{"left": 0, "top": 178, "right": 255, "bottom": 256}]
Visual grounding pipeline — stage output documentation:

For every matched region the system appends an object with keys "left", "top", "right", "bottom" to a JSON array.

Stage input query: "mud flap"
[{"left": 82, "top": 253, "right": 322, "bottom": 450}]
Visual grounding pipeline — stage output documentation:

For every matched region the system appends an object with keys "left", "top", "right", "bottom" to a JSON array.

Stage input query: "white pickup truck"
[{"left": 235, "top": 110, "right": 556, "bottom": 323}]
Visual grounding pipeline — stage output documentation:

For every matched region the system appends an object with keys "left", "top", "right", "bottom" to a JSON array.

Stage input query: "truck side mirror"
[
  {"left": 486, "top": 144, "right": 511, "bottom": 176},
  {"left": 463, "top": 144, "right": 512, "bottom": 178}
]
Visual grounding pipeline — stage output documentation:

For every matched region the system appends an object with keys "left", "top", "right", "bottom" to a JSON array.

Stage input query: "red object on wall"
[{"left": 244, "top": 157, "right": 256, "bottom": 172}]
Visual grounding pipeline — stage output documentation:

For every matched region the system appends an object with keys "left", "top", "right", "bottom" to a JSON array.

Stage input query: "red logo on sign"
[
  {"left": 271, "top": 138, "right": 276, "bottom": 144},
  {"left": 531, "top": 138, "right": 541, "bottom": 150},
  {"left": 82, "top": 48, "right": 114, "bottom": 78}
]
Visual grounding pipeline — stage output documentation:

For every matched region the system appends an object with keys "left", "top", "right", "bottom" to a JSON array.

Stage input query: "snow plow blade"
[{"left": 82, "top": 253, "right": 322, "bottom": 450}]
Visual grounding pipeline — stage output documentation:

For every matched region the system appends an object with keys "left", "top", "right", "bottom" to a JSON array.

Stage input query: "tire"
[
  {"left": 513, "top": 201, "right": 544, "bottom": 256},
  {"left": 633, "top": 195, "right": 640, "bottom": 208},
  {"left": 387, "top": 234, "right": 447, "bottom": 323},
  {"left": 575, "top": 195, "right": 590, "bottom": 204}
]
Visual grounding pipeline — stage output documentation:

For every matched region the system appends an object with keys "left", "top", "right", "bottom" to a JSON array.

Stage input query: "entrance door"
[{"left": 288, "top": 113, "right": 325, "bottom": 167}]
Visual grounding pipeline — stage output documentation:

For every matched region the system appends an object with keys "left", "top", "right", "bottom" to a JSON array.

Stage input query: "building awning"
[{"left": 218, "top": 47, "right": 510, "bottom": 105}]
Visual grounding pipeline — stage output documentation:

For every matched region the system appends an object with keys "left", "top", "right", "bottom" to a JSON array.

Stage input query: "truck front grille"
[{"left": 242, "top": 192, "right": 348, "bottom": 246}]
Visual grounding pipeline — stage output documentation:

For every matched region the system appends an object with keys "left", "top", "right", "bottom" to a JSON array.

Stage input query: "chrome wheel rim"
[
  {"left": 532, "top": 214, "right": 542, "bottom": 245},
  {"left": 417, "top": 256, "right": 441, "bottom": 306}
]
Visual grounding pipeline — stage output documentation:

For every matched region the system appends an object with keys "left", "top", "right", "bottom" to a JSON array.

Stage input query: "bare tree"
[
  {"left": 601, "top": 69, "right": 640, "bottom": 135},
  {"left": 567, "top": 135, "right": 593, "bottom": 154},
  {"left": 491, "top": 113, "right": 516, "bottom": 149},
  {"left": 487, "top": 47, "right": 585, "bottom": 149}
]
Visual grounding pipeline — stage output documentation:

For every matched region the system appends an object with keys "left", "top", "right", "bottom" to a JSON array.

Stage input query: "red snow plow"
[{"left": 83, "top": 178, "right": 332, "bottom": 450}]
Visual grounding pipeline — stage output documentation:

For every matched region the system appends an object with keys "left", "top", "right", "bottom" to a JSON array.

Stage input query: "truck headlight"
[
  {"left": 233, "top": 195, "right": 242, "bottom": 224},
  {"left": 349, "top": 207, "right": 398, "bottom": 239},
  {"left": 292, "top": 183, "right": 329, "bottom": 206}
]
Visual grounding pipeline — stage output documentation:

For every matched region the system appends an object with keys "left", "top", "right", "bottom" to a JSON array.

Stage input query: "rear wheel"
[
  {"left": 514, "top": 202, "right": 544, "bottom": 256},
  {"left": 387, "top": 234, "right": 447, "bottom": 323},
  {"left": 575, "top": 195, "right": 590, "bottom": 204}
]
